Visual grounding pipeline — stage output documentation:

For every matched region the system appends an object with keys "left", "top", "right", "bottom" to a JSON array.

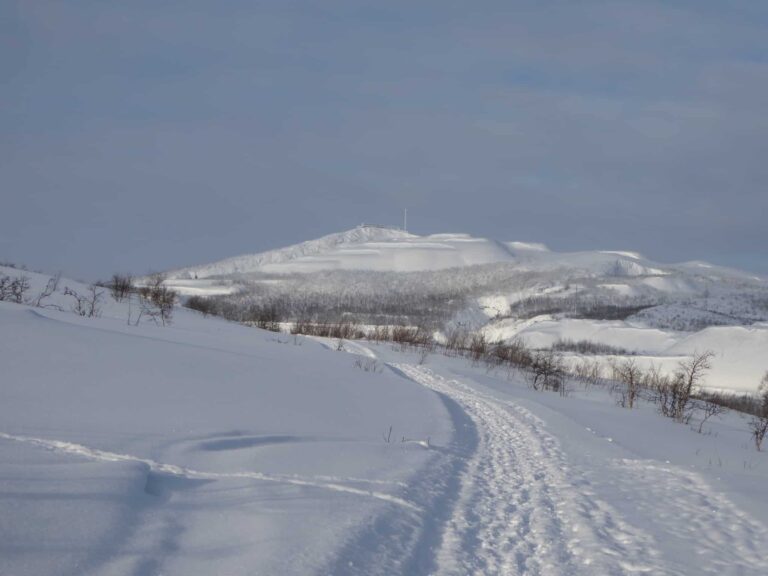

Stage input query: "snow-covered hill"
[
  {"left": 167, "top": 224, "right": 763, "bottom": 282},
  {"left": 155, "top": 227, "right": 768, "bottom": 394},
  {"left": 2, "top": 288, "right": 767, "bottom": 575}
]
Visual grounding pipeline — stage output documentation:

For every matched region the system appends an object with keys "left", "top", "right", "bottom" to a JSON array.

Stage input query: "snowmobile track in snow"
[
  {"left": 394, "top": 363, "right": 768, "bottom": 575},
  {"left": 394, "top": 364, "right": 668, "bottom": 575}
]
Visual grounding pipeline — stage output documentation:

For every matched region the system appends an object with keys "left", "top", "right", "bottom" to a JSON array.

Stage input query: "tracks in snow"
[
  {"left": 7, "top": 356, "right": 767, "bottom": 575},
  {"left": 393, "top": 364, "right": 663, "bottom": 576},
  {"left": 0, "top": 432, "right": 419, "bottom": 511},
  {"left": 609, "top": 458, "right": 768, "bottom": 574},
  {"left": 394, "top": 363, "right": 768, "bottom": 575}
]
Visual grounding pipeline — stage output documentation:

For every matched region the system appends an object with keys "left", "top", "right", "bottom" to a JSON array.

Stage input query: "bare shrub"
[
  {"left": 573, "top": 357, "right": 602, "bottom": 388},
  {"left": 488, "top": 337, "right": 533, "bottom": 369},
  {"left": 391, "top": 325, "right": 433, "bottom": 348},
  {"left": 694, "top": 389, "right": 763, "bottom": 416},
  {"left": 354, "top": 358, "right": 383, "bottom": 373},
  {"left": 656, "top": 351, "right": 714, "bottom": 423},
  {"left": 695, "top": 400, "right": 726, "bottom": 434},
  {"left": 34, "top": 273, "right": 61, "bottom": 308},
  {"left": 508, "top": 295, "right": 652, "bottom": 321},
  {"left": 749, "top": 372, "right": 768, "bottom": 451},
  {"left": 616, "top": 359, "right": 643, "bottom": 409},
  {"left": 552, "top": 338, "right": 631, "bottom": 356},
  {"left": 108, "top": 274, "right": 133, "bottom": 302},
  {"left": 186, "top": 295, "right": 216, "bottom": 317},
  {"left": 0, "top": 274, "right": 31, "bottom": 304},
  {"left": 444, "top": 327, "right": 469, "bottom": 356},
  {"left": 64, "top": 285, "right": 103, "bottom": 318},
  {"left": 529, "top": 350, "right": 565, "bottom": 392},
  {"left": 372, "top": 325, "right": 392, "bottom": 343},
  {"left": 468, "top": 333, "right": 488, "bottom": 362},
  {"left": 136, "top": 273, "right": 177, "bottom": 326},
  {"left": 0, "top": 275, "right": 10, "bottom": 301}
]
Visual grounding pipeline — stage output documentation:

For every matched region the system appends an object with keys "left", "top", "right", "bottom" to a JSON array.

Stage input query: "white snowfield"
[
  {"left": 2, "top": 276, "right": 768, "bottom": 575},
  {"left": 165, "top": 225, "right": 732, "bottom": 281},
  {"left": 480, "top": 316, "right": 768, "bottom": 393}
]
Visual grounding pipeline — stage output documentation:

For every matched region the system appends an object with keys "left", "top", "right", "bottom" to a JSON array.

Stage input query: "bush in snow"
[
  {"left": 0, "top": 274, "right": 31, "bottom": 304},
  {"left": 64, "top": 285, "right": 104, "bottom": 318},
  {"left": 528, "top": 349, "right": 565, "bottom": 393},
  {"left": 551, "top": 338, "right": 632, "bottom": 356},
  {"left": 749, "top": 372, "right": 768, "bottom": 451},
  {"left": 136, "top": 274, "right": 177, "bottom": 326},
  {"left": 615, "top": 359, "right": 643, "bottom": 409},
  {"left": 108, "top": 273, "right": 134, "bottom": 302},
  {"left": 33, "top": 273, "right": 62, "bottom": 308},
  {"left": 656, "top": 351, "right": 714, "bottom": 423},
  {"left": 186, "top": 295, "right": 217, "bottom": 317},
  {"left": 572, "top": 357, "right": 603, "bottom": 389}
]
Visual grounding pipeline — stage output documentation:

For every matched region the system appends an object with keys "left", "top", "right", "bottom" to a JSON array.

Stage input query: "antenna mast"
[{"left": 403, "top": 208, "right": 408, "bottom": 232}]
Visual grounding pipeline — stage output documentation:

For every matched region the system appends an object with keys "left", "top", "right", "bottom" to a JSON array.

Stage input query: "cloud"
[{"left": 2, "top": 0, "right": 767, "bottom": 277}]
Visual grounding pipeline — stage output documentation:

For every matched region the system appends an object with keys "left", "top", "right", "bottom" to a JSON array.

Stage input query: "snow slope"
[
  {"left": 165, "top": 228, "right": 524, "bottom": 283},
  {"left": 481, "top": 316, "right": 768, "bottom": 392},
  {"left": 2, "top": 275, "right": 768, "bottom": 575},
  {"left": 148, "top": 225, "right": 768, "bottom": 395},
  {"left": 166, "top": 225, "right": 737, "bottom": 283},
  {"left": 0, "top": 301, "right": 450, "bottom": 575}
]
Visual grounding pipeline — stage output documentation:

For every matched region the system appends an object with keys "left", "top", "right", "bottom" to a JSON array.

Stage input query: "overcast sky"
[{"left": 3, "top": 1, "right": 768, "bottom": 280}]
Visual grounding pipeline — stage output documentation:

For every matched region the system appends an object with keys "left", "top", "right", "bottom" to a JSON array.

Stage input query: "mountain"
[
  {"left": 158, "top": 226, "right": 768, "bottom": 393},
  {"left": 164, "top": 225, "right": 764, "bottom": 299},
  {"left": 167, "top": 226, "right": 516, "bottom": 278},
  {"left": 168, "top": 225, "right": 766, "bottom": 281}
]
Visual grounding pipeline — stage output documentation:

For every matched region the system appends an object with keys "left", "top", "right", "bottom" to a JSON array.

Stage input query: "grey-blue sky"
[{"left": 2, "top": 0, "right": 767, "bottom": 279}]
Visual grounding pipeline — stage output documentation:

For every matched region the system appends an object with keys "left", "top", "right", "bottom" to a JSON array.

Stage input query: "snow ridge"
[
  {"left": 0, "top": 432, "right": 420, "bottom": 511},
  {"left": 168, "top": 226, "right": 416, "bottom": 279}
]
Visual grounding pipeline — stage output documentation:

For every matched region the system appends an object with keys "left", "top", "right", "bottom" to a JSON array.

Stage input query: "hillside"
[
  {"left": 159, "top": 227, "right": 768, "bottom": 394},
  {"left": 166, "top": 224, "right": 762, "bottom": 284},
  {"left": 1, "top": 268, "right": 767, "bottom": 575}
]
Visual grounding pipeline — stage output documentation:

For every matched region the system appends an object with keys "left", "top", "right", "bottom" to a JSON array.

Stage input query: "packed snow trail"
[
  {"left": 393, "top": 364, "right": 663, "bottom": 575},
  {"left": 390, "top": 363, "right": 768, "bottom": 576}
]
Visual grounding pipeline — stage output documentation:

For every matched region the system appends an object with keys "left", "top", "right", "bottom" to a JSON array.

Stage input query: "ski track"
[
  {"left": 608, "top": 458, "right": 768, "bottom": 575},
  {"left": 394, "top": 363, "right": 768, "bottom": 576},
  {"left": 5, "top": 358, "right": 768, "bottom": 576},
  {"left": 394, "top": 364, "right": 668, "bottom": 576},
  {"left": 0, "top": 432, "right": 419, "bottom": 511}
]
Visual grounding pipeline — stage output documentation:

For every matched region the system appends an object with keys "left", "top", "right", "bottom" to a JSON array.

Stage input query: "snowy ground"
[
  {"left": 1, "top": 271, "right": 767, "bottom": 574},
  {"left": 0, "top": 300, "right": 449, "bottom": 575},
  {"left": 158, "top": 226, "right": 768, "bottom": 395},
  {"left": 480, "top": 316, "right": 768, "bottom": 393}
]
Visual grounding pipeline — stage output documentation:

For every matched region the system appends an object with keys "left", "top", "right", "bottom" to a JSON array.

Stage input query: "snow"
[
  {"left": 483, "top": 316, "right": 681, "bottom": 353},
  {"left": 0, "top": 300, "right": 449, "bottom": 575},
  {"left": 1, "top": 280, "right": 768, "bottom": 574},
  {"left": 667, "top": 325, "right": 768, "bottom": 393},
  {"left": 600, "top": 282, "right": 636, "bottom": 296},
  {"left": 481, "top": 315, "right": 768, "bottom": 392},
  {"left": 3, "top": 241, "right": 768, "bottom": 574},
  {"left": 640, "top": 275, "right": 696, "bottom": 292},
  {"left": 164, "top": 225, "right": 694, "bottom": 281},
  {"left": 507, "top": 241, "right": 551, "bottom": 252},
  {"left": 162, "top": 278, "right": 240, "bottom": 296},
  {"left": 601, "top": 250, "right": 644, "bottom": 260},
  {"left": 166, "top": 225, "right": 418, "bottom": 279}
]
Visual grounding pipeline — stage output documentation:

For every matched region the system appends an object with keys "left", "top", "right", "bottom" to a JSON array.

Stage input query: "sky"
[{"left": 3, "top": 0, "right": 768, "bottom": 280}]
